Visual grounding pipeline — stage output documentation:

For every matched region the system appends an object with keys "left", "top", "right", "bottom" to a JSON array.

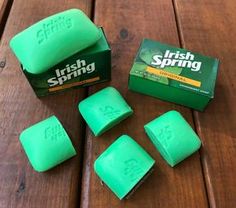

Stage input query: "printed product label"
[{"left": 130, "top": 39, "right": 219, "bottom": 97}]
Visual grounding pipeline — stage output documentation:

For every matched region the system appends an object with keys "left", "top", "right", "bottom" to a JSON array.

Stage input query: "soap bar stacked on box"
[{"left": 10, "top": 9, "right": 111, "bottom": 97}]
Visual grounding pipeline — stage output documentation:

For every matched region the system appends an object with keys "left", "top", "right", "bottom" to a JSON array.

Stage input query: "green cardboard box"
[
  {"left": 22, "top": 27, "right": 111, "bottom": 97},
  {"left": 128, "top": 39, "right": 219, "bottom": 111}
]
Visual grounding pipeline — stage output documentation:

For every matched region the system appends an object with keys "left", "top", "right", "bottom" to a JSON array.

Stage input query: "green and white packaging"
[
  {"left": 129, "top": 39, "right": 219, "bottom": 111},
  {"left": 10, "top": 9, "right": 111, "bottom": 97},
  {"left": 23, "top": 28, "right": 111, "bottom": 97}
]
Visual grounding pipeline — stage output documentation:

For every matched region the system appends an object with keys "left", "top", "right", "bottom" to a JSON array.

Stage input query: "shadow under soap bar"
[
  {"left": 10, "top": 8, "right": 101, "bottom": 74},
  {"left": 78, "top": 87, "right": 133, "bottom": 136},
  {"left": 19, "top": 116, "right": 76, "bottom": 172},
  {"left": 144, "top": 110, "right": 201, "bottom": 167},
  {"left": 94, "top": 135, "right": 155, "bottom": 199}
]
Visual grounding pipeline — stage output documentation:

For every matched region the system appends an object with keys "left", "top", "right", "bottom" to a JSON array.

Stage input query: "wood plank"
[
  {"left": 0, "top": 0, "right": 9, "bottom": 22},
  {"left": 0, "top": 0, "right": 10, "bottom": 20},
  {"left": 0, "top": 1, "right": 92, "bottom": 207},
  {"left": 80, "top": 1, "right": 208, "bottom": 207},
  {"left": 0, "top": 0, "right": 7, "bottom": 14},
  {"left": 0, "top": 0, "right": 13, "bottom": 36},
  {"left": 174, "top": 0, "right": 236, "bottom": 207}
]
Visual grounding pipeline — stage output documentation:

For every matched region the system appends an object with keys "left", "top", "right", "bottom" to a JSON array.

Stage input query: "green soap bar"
[
  {"left": 19, "top": 116, "right": 76, "bottom": 172},
  {"left": 78, "top": 87, "right": 133, "bottom": 136},
  {"left": 10, "top": 8, "right": 101, "bottom": 74},
  {"left": 144, "top": 110, "right": 201, "bottom": 167},
  {"left": 94, "top": 135, "right": 155, "bottom": 199}
]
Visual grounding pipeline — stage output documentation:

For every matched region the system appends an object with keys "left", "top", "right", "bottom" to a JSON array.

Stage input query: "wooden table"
[{"left": 0, "top": 0, "right": 235, "bottom": 207}]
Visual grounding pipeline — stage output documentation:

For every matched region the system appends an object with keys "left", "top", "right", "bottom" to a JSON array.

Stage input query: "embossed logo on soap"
[
  {"left": 99, "top": 106, "right": 121, "bottom": 120},
  {"left": 124, "top": 159, "right": 143, "bottom": 182},
  {"left": 44, "top": 124, "right": 66, "bottom": 141},
  {"left": 37, "top": 16, "right": 72, "bottom": 44},
  {"left": 156, "top": 125, "right": 173, "bottom": 147}
]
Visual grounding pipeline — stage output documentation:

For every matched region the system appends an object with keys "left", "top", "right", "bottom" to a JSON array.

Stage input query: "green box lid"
[{"left": 94, "top": 135, "right": 155, "bottom": 199}]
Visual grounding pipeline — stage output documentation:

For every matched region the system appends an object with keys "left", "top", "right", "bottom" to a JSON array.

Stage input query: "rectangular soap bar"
[
  {"left": 10, "top": 8, "right": 101, "bottom": 74},
  {"left": 128, "top": 39, "right": 220, "bottom": 111}
]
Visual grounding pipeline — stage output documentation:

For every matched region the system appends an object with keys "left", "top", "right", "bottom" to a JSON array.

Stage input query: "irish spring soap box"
[
  {"left": 128, "top": 39, "right": 219, "bottom": 111},
  {"left": 24, "top": 27, "right": 111, "bottom": 97},
  {"left": 10, "top": 9, "right": 111, "bottom": 97}
]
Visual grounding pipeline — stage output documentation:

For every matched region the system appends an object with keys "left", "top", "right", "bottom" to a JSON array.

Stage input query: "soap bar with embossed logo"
[
  {"left": 94, "top": 135, "right": 155, "bottom": 199},
  {"left": 144, "top": 110, "right": 201, "bottom": 167},
  {"left": 19, "top": 116, "right": 76, "bottom": 172},
  {"left": 78, "top": 87, "right": 133, "bottom": 136},
  {"left": 10, "top": 8, "right": 101, "bottom": 74}
]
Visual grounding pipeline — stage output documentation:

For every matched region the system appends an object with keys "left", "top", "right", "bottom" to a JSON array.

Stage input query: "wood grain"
[
  {"left": 0, "top": 0, "right": 10, "bottom": 21},
  {"left": 0, "top": 0, "right": 92, "bottom": 207},
  {"left": 174, "top": 0, "right": 236, "bottom": 207},
  {"left": 80, "top": 0, "right": 208, "bottom": 207},
  {"left": 0, "top": 0, "right": 13, "bottom": 36}
]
